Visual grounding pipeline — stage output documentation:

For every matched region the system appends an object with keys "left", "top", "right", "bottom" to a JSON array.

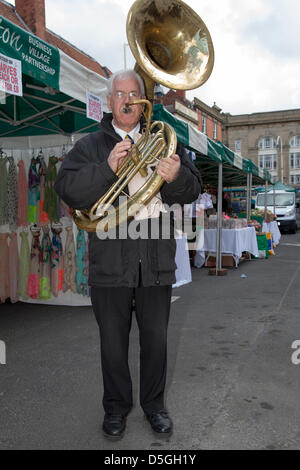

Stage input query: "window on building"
[
  {"left": 259, "top": 154, "right": 277, "bottom": 170},
  {"left": 202, "top": 116, "right": 207, "bottom": 135},
  {"left": 290, "top": 136, "right": 300, "bottom": 147},
  {"left": 290, "top": 174, "right": 300, "bottom": 184},
  {"left": 290, "top": 152, "right": 300, "bottom": 169},
  {"left": 235, "top": 140, "right": 241, "bottom": 154},
  {"left": 213, "top": 122, "right": 217, "bottom": 140},
  {"left": 258, "top": 137, "right": 276, "bottom": 150}
]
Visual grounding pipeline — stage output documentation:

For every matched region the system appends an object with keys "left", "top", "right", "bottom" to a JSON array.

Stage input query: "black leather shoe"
[
  {"left": 102, "top": 413, "right": 126, "bottom": 440},
  {"left": 145, "top": 410, "right": 173, "bottom": 436}
]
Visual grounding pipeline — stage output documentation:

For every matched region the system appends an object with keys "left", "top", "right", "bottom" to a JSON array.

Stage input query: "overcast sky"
[{"left": 9, "top": 0, "right": 300, "bottom": 114}]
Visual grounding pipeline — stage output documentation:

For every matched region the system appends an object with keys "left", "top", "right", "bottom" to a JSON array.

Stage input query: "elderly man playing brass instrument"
[{"left": 54, "top": 69, "right": 201, "bottom": 440}]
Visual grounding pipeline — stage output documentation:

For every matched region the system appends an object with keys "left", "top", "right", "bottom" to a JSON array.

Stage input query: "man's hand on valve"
[
  {"left": 157, "top": 154, "right": 181, "bottom": 183},
  {"left": 107, "top": 139, "right": 132, "bottom": 173}
]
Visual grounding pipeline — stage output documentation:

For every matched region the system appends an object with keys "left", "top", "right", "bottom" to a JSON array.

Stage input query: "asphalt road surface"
[{"left": 1, "top": 232, "right": 300, "bottom": 450}]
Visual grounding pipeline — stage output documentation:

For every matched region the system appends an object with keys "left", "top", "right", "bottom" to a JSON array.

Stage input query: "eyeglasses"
[{"left": 113, "top": 91, "right": 141, "bottom": 100}]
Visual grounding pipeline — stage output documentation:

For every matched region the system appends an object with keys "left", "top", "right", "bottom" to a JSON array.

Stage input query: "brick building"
[
  {"left": 193, "top": 97, "right": 223, "bottom": 142},
  {"left": 156, "top": 89, "right": 224, "bottom": 143},
  {"left": 223, "top": 109, "right": 300, "bottom": 187},
  {"left": 0, "top": 0, "right": 111, "bottom": 78}
]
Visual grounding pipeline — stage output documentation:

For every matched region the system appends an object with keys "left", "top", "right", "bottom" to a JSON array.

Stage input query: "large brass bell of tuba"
[
  {"left": 72, "top": 0, "right": 214, "bottom": 233},
  {"left": 127, "top": 0, "right": 215, "bottom": 101}
]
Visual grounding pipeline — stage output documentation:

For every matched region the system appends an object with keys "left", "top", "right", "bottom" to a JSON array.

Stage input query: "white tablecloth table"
[
  {"left": 262, "top": 221, "right": 281, "bottom": 246},
  {"left": 194, "top": 227, "right": 259, "bottom": 268},
  {"left": 173, "top": 235, "right": 192, "bottom": 288}
]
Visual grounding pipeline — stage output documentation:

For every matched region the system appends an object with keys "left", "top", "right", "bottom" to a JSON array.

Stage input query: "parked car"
[{"left": 256, "top": 190, "right": 297, "bottom": 234}]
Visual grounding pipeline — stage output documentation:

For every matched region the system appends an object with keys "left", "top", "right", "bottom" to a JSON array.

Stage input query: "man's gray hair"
[{"left": 107, "top": 69, "right": 145, "bottom": 97}]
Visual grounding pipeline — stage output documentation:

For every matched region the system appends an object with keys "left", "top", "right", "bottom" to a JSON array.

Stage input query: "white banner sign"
[
  {"left": 0, "top": 53, "right": 22, "bottom": 96},
  {"left": 86, "top": 90, "right": 103, "bottom": 122}
]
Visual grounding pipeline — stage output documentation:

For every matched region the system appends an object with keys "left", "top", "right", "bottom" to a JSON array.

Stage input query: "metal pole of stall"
[
  {"left": 273, "top": 177, "right": 276, "bottom": 218},
  {"left": 216, "top": 162, "right": 223, "bottom": 274},
  {"left": 249, "top": 173, "right": 253, "bottom": 222},
  {"left": 264, "top": 180, "right": 268, "bottom": 220},
  {"left": 246, "top": 173, "right": 251, "bottom": 223},
  {"left": 250, "top": 173, "right": 253, "bottom": 214},
  {"left": 124, "top": 43, "right": 129, "bottom": 69}
]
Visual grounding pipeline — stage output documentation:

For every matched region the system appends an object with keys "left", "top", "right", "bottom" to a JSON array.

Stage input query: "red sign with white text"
[
  {"left": 86, "top": 91, "right": 103, "bottom": 123},
  {"left": 0, "top": 53, "right": 22, "bottom": 96}
]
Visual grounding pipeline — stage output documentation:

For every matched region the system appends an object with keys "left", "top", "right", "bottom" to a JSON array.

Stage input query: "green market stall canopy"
[
  {"left": 153, "top": 104, "right": 272, "bottom": 186},
  {"left": 0, "top": 15, "right": 109, "bottom": 137},
  {"left": 268, "top": 181, "right": 295, "bottom": 192}
]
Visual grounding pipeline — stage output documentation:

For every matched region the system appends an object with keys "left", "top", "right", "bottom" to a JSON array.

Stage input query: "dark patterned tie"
[{"left": 125, "top": 134, "right": 134, "bottom": 143}]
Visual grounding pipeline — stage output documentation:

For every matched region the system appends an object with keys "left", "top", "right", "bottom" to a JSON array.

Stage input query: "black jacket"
[{"left": 54, "top": 113, "right": 202, "bottom": 287}]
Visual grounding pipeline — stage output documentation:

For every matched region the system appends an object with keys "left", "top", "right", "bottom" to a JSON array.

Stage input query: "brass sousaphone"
[{"left": 73, "top": 0, "right": 214, "bottom": 232}]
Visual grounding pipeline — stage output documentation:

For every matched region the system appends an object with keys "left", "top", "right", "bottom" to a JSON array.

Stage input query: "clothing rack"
[{"left": 0, "top": 143, "right": 92, "bottom": 306}]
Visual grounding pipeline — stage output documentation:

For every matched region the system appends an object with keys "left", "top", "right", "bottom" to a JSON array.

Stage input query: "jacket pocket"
[
  {"left": 150, "top": 239, "right": 177, "bottom": 273},
  {"left": 89, "top": 239, "right": 124, "bottom": 277}
]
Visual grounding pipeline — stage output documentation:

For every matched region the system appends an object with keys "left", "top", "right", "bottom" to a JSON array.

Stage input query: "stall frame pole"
[
  {"left": 246, "top": 173, "right": 251, "bottom": 223},
  {"left": 273, "top": 179, "right": 276, "bottom": 217},
  {"left": 250, "top": 174, "right": 253, "bottom": 207},
  {"left": 264, "top": 180, "right": 269, "bottom": 220},
  {"left": 216, "top": 162, "right": 223, "bottom": 274}
]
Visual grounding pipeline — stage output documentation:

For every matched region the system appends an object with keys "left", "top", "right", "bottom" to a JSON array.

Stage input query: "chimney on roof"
[{"left": 15, "top": 0, "right": 46, "bottom": 40}]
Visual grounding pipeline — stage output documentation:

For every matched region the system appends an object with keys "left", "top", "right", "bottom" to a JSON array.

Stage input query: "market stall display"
[
  {"left": 262, "top": 221, "right": 281, "bottom": 247},
  {"left": 194, "top": 226, "right": 259, "bottom": 268},
  {"left": 173, "top": 234, "right": 192, "bottom": 288},
  {"left": 0, "top": 146, "right": 192, "bottom": 305},
  {"left": 255, "top": 233, "right": 269, "bottom": 259}
]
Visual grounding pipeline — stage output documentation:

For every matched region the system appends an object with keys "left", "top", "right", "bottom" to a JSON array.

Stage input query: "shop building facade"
[{"left": 223, "top": 109, "right": 300, "bottom": 187}]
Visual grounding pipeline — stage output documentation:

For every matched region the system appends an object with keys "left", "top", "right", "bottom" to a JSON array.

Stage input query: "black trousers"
[{"left": 91, "top": 283, "right": 172, "bottom": 416}]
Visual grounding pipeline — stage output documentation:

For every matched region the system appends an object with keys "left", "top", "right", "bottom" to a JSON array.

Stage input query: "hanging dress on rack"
[
  {"left": 27, "top": 227, "right": 42, "bottom": 299},
  {"left": 58, "top": 198, "right": 71, "bottom": 220},
  {"left": 76, "top": 229, "right": 88, "bottom": 296},
  {"left": 17, "top": 159, "right": 28, "bottom": 227},
  {"left": 8, "top": 232, "right": 19, "bottom": 303},
  {"left": 18, "top": 231, "right": 30, "bottom": 300},
  {"left": 57, "top": 149, "right": 70, "bottom": 220},
  {"left": 0, "top": 156, "right": 8, "bottom": 226},
  {"left": 44, "top": 156, "right": 59, "bottom": 223},
  {"left": 50, "top": 226, "right": 64, "bottom": 297},
  {"left": 0, "top": 233, "right": 9, "bottom": 302},
  {"left": 7, "top": 156, "right": 18, "bottom": 231},
  {"left": 28, "top": 157, "right": 40, "bottom": 224},
  {"left": 84, "top": 235, "right": 90, "bottom": 297},
  {"left": 63, "top": 226, "right": 77, "bottom": 293},
  {"left": 40, "top": 226, "right": 52, "bottom": 300},
  {"left": 38, "top": 154, "right": 50, "bottom": 225}
]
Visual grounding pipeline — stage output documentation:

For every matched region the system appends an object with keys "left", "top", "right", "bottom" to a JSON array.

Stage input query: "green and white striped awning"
[
  {"left": 0, "top": 15, "right": 108, "bottom": 137},
  {"left": 221, "top": 145, "right": 271, "bottom": 183},
  {"left": 153, "top": 104, "right": 221, "bottom": 163}
]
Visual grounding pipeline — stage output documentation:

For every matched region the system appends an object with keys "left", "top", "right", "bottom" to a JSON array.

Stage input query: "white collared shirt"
[
  {"left": 111, "top": 121, "right": 166, "bottom": 221},
  {"left": 112, "top": 122, "right": 140, "bottom": 141}
]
